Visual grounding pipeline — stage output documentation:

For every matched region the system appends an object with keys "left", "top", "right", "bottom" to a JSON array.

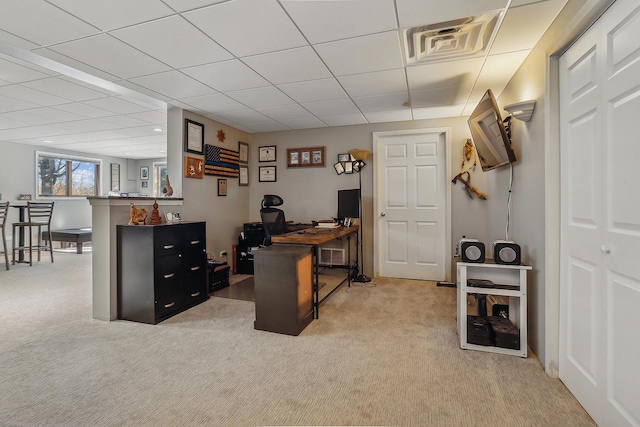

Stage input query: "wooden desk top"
[{"left": 271, "top": 225, "right": 358, "bottom": 245}]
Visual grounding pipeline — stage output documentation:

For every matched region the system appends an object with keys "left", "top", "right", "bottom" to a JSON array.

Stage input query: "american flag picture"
[{"left": 205, "top": 144, "right": 240, "bottom": 177}]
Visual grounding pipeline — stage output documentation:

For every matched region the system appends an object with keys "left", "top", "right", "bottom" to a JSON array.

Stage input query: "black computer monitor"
[{"left": 337, "top": 189, "right": 360, "bottom": 220}]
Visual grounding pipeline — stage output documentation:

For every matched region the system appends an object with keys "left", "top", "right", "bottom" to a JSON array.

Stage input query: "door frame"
[
  {"left": 543, "top": 0, "right": 616, "bottom": 377},
  {"left": 372, "top": 128, "right": 452, "bottom": 281}
]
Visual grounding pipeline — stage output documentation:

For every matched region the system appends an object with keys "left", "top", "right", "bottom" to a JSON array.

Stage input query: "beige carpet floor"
[{"left": 0, "top": 252, "right": 595, "bottom": 426}]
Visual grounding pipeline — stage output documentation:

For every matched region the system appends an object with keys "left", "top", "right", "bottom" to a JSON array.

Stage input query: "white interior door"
[
  {"left": 559, "top": 0, "right": 640, "bottom": 425},
  {"left": 373, "top": 129, "right": 449, "bottom": 281}
]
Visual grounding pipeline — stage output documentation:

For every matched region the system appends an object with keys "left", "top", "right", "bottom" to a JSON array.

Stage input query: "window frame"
[{"left": 35, "top": 151, "right": 103, "bottom": 200}]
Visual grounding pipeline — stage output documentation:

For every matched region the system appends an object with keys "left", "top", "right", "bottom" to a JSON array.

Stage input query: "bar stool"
[
  {"left": 12, "top": 201, "right": 55, "bottom": 266},
  {"left": 0, "top": 202, "right": 9, "bottom": 270}
]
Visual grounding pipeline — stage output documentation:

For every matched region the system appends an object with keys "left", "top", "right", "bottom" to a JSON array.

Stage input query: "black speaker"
[
  {"left": 460, "top": 239, "right": 485, "bottom": 263},
  {"left": 493, "top": 240, "right": 521, "bottom": 265}
]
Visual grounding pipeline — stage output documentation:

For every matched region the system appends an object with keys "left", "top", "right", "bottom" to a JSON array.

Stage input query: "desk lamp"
[{"left": 349, "top": 149, "right": 372, "bottom": 283}]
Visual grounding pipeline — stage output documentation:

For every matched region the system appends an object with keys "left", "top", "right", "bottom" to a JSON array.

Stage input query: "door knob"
[
  {"left": 600, "top": 245, "right": 611, "bottom": 254},
  {"left": 381, "top": 212, "right": 386, "bottom": 216}
]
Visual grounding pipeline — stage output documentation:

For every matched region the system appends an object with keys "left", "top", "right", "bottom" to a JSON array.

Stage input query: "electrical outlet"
[{"left": 220, "top": 250, "right": 227, "bottom": 257}]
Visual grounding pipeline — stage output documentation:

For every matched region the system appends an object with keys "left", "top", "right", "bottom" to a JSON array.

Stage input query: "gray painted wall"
[
  {"left": 0, "top": 140, "right": 136, "bottom": 243},
  {"left": 248, "top": 117, "right": 490, "bottom": 280}
]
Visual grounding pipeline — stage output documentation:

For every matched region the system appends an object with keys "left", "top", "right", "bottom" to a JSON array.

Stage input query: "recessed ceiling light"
[
  {"left": 153, "top": 128, "right": 164, "bottom": 132},
  {"left": 43, "top": 140, "right": 53, "bottom": 143}
]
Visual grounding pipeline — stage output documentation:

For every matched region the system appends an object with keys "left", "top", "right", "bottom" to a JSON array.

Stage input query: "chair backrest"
[
  {"left": 0, "top": 202, "right": 8, "bottom": 229},
  {"left": 261, "top": 208, "right": 288, "bottom": 234},
  {"left": 27, "top": 202, "right": 54, "bottom": 225}
]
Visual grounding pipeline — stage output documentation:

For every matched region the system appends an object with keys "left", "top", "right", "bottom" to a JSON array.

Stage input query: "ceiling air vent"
[{"left": 403, "top": 12, "right": 501, "bottom": 65}]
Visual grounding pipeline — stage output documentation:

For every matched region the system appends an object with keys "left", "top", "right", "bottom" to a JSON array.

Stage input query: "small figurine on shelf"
[
  {"left": 150, "top": 200, "right": 162, "bottom": 225},
  {"left": 163, "top": 175, "right": 174, "bottom": 197},
  {"left": 128, "top": 203, "right": 147, "bottom": 225}
]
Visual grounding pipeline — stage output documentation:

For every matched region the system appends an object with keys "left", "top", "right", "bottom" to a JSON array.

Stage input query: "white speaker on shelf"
[
  {"left": 459, "top": 238, "right": 485, "bottom": 263},
  {"left": 493, "top": 240, "right": 521, "bottom": 265}
]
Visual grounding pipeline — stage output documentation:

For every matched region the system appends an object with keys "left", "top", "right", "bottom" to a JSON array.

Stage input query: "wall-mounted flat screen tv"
[{"left": 468, "top": 89, "right": 516, "bottom": 171}]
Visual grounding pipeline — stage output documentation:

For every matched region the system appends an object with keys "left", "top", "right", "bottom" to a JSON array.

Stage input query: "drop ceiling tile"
[
  {"left": 0, "top": 94, "right": 39, "bottom": 113},
  {"left": 0, "top": 79, "right": 10, "bottom": 87},
  {"left": 101, "top": 115, "right": 151, "bottom": 128},
  {"left": 279, "top": 117, "right": 327, "bottom": 130},
  {"left": 468, "top": 50, "right": 531, "bottom": 102},
  {"left": 84, "top": 97, "right": 150, "bottom": 115},
  {"left": 216, "top": 110, "right": 270, "bottom": 125},
  {"left": 161, "top": 0, "right": 228, "bottom": 13},
  {"left": 179, "top": 93, "right": 246, "bottom": 113},
  {"left": 203, "top": 113, "right": 244, "bottom": 129},
  {"left": 111, "top": 15, "right": 232, "bottom": 69},
  {"left": 395, "top": 0, "right": 507, "bottom": 28},
  {"left": 315, "top": 31, "right": 404, "bottom": 76},
  {"left": 412, "top": 104, "right": 465, "bottom": 119},
  {"left": 128, "top": 71, "right": 216, "bottom": 100},
  {"left": 53, "top": 102, "right": 114, "bottom": 119},
  {"left": 338, "top": 68, "right": 408, "bottom": 98},
  {"left": 0, "top": 85, "right": 72, "bottom": 105},
  {"left": 8, "top": 106, "right": 86, "bottom": 124},
  {"left": 280, "top": 0, "right": 397, "bottom": 44},
  {"left": 277, "top": 79, "right": 347, "bottom": 104},
  {"left": 55, "top": 118, "right": 125, "bottom": 133},
  {"left": 244, "top": 121, "right": 290, "bottom": 133},
  {"left": 406, "top": 57, "right": 484, "bottom": 91},
  {"left": 22, "top": 77, "right": 108, "bottom": 102},
  {"left": 491, "top": 0, "right": 566, "bottom": 55},
  {"left": 0, "top": 0, "right": 99, "bottom": 46},
  {"left": 48, "top": 34, "right": 172, "bottom": 79},
  {"left": 363, "top": 109, "right": 412, "bottom": 123},
  {"left": 0, "top": 58, "right": 52, "bottom": 83},
  {"left": 410, "top": 86, "right": 472, "bottom": 108},
  {"left": 242, "top": 47, "right": 332, "bottom": 85},
  {"left": 301, "top": 99, "right": 360, "bottom": 116},
  {"left": 129, "top": 110, "right": 167, "bottom": 125},
  {"left": 353, "top": 93, "right": 410, "bottom": 112},
  {"left": 318, "top": 113, "right": 368, "bottom": 127},
  {"left": 181, "top": 60, "right": 269, "bottom": 92},
  {"left": 226, "top": 86, "right": 294, "bottom": 109},
  {"left": 47, "top": 0, "right": 175, "bottom": 31},
  {"left": 0, "top": 29, "right": 40, "bottom": 50},
  {"left": 257, "top": 104, "right": 314, "bottom": 121},
  {"left": 183, "top": 0, "right": 307, "bottom": 57}
]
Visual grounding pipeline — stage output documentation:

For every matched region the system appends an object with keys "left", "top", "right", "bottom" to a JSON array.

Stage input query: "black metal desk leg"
[{"left": 313, "top": 244, "right": 319, "bottom": 319}]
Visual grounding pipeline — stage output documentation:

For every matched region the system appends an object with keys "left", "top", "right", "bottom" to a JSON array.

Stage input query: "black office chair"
[{"left": 260, "top": 195, "right": 289, "bottom": 245}]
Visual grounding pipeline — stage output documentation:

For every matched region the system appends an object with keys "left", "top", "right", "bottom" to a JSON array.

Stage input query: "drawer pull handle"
[
  {"left": 191, "top": 266, "right": 200, "bottom": 271},
  {"left": 191, "top": 240, "right": 200, "bottom": 245},
  {"left": 191, "top": 292, "right": 200, "bottom": 297},
  {"left": 164, "top": 302, "right": 175, "bottom": 308},
  {"left": 164, "top": 273, "right": 175, "bottom": 279},
  {"left": 163, "top": 244, "right": 174, "bottom": 250}
]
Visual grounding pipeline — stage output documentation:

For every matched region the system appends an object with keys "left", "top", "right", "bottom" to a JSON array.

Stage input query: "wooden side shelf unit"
[{"left": 456, "top": 260, "right": 531, "bottom": 358}]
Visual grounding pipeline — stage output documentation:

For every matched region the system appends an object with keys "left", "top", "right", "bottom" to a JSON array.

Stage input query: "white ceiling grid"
[{"left": 0, "top": 0, "right": 567, "bottom": 159}]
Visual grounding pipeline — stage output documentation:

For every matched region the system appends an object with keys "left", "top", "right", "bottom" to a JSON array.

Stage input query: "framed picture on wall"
[
  {"left": 259, "top": 145, "right": 276, "bottom": 162},
  {"left": 239, "top": 165, "right": 249, "bottom": 186},
  {"left": 218, "top": 179, "right": 227, "bottom": 196},
  {"left": 110, "top": 163, "right": 120, "bottom": 191},
  {"left": 184, "top": 119, "right": 204, "bottom": 155},
  {"left": 140, "top": 166, "right": 149, "bottom": 180},
  {"left": 287, "top": 147, "right": 325, "bottom": 168},
  {"left": 238, "top": 141, "right": 249, "bottom": 164},
  {"left": 259, "top": 166, "right": 276, "bottom": 182}
]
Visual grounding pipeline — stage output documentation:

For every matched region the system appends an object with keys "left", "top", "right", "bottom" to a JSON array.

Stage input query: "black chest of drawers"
[{"left": 117, "top": 222, "right": 208, "bottom": 324}]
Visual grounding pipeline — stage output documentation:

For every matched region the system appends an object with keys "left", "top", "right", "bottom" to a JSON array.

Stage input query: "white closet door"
[{"left": 560, "top": 0, "right": 640, "bottom": 425}]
